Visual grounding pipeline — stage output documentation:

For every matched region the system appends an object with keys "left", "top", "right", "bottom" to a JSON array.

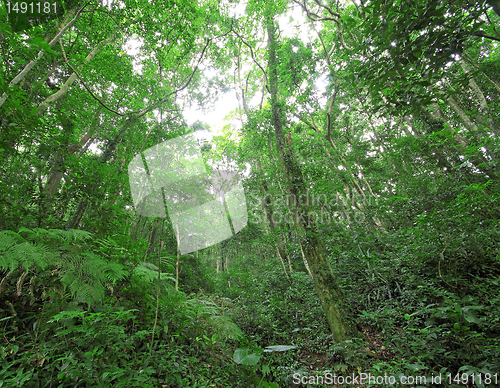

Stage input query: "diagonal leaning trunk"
[
  {"left": 264, "top": 3, "right": 356, "bottom": 342},
  {"left": 0, "top": 5, "right": 83, "bottom": 108}
]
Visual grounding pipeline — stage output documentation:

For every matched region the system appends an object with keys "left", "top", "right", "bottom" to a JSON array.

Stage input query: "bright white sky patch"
[
  {"left": 123, "top": 36, "right": 143, "bottom": 56},
  {"left": 184, "top": 91, "right": 239, "bottom": 129},
  {"left": 119, "top": 1, "right": 319, "bottom": 144},
  {"left": 101, "top": 0, "right": 125, "bottom": 9},
  {"left": 123, "top": 35, "right": 144, "bottom": 74},
  {"left": 315, "top": 74, "right": 329, "bottom": 92},
  {"left": 227, "top": 1, "right": 246, "bottom": 18},
  {"left": 279, "top": 4, "right": 311, "bottom": 41}
]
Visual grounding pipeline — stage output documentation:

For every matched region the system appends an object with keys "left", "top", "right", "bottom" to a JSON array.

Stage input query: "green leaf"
[
  {"left": 264, "top": 345, "right": 296, "bottom": 352},
  {"left": 233, "top": 348, "right": 261, "bottom": 365},
  {"left": 463, "top": 312, "right": 481, "bottom": 324},
  {"left": 407, "top": 363, "right": 428, "bottom": 371}
]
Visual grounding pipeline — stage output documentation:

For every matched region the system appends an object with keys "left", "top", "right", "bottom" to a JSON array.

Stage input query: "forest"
[{"left": 1, "top": 0, "right": 499, "bottom": 386}]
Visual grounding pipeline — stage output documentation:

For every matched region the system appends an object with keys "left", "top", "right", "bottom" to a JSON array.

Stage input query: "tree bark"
[
  {"left": 463, "top": 54, "right": 500, "bottom": 93},
  {"left": 44, "top": 108, "right": 101, "bottom": 196},
  {"left": 37, "top": 34, "right": 116, "bottom": 115},
  {"left": 0, "top": 5, "right": 83, "bottom": 107},
  {"left": 265, "top": 3, "right": 356, "bottom": 342},
  {"left": 256, "top": 160, "right": 290, "bottom": 279}
]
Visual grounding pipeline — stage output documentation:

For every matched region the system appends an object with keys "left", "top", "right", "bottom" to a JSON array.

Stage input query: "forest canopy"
[{"left": 1, "top": 0, "right": 499, "bottom": 386}]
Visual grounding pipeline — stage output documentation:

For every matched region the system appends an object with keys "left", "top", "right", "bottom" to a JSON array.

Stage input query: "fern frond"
[
  {"left": 48, "top": 229, "right": 92, "bottom": 243},
  {"left": 0, "top": 231, "right": 54, "bottom": 272},
  {"left": 133, "top": 262, "right": 176, "bottom": 284},
  {"left": 96, "top": 236, "right": 119, "bottom": 251},
  {"left": 132, "top": 264, "right": 157, "bottom": 283},
  {"left": 0, "top": 253, "right": 18, "bottom": 273},
  {"left": 0, "top": 231, "right": 24, "bottom": 253},
  {"left": 140, "top": 262, "right": 158, "bottom": 271},
  {"left": 160, "top": 256, "right": 176, "bottom": 272},
  {"left": 68, "top": 229, "right": 92, "bottom": 242},
  {"left": 1, "top": 228, "right": 127, "bottom": 305},
  {"left": 18, "top": 227, "right": 34, "bottom": 237},
  {"left": 101, "top": 261, "right": 127, "bottom": 284},
  {"left": 208, "top": 315, "right": 243, "bottom": 340},
  {"left": 59, "top": 252, "right": 125, "bottom": 304},
  {"left": 31, "top": 228, "right": 57, "bottom": 242},
  {"left": 183, "top": 296, "right": 244, "bottom": 341},
  {"left": 186, "top": 298, "right": 219, "bottom": 316}
]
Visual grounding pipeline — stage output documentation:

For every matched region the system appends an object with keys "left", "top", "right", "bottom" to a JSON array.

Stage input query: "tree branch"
[
  {"left": 59, "top": 39, "right": 126, "bottom": 116},
  {"left": 290, "top": 110, "right": 320, "bottom": 132},
  {"left": 312, "top": 0, "right": 341, "bottom": 17},
  {"left": 473, "top": 31, "right": 500, "bottom": 42},
  {"left": 233, "top": 30, "right": 270, "bottom": 93},
  {"left": 292, "top": 0, "right": 340, "bottom": 25},
  {"left": 326, "top": 81, "right": 339, "bottom": 140},
  {"left": 38, "top": 34, "right": 116, "bottom": 115},
  {"left": 0, "top": 2, "right": 92, "bottom": 107},
  {"left": 137, "top": 38, "right": 212, "bottom": 118}
]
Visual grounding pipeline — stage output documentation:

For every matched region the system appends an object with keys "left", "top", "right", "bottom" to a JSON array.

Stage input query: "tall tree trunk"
[
  {"left": 463, "top": 54, "right": 500, "bottom": 93},
  {"left": 255, "top": 160, "right": 290, "bottom": 278},
  {"left": 44, "top": 107, "right": 101, "bottom": 196},
  {"left": 265, "top": 3, "right": 356, "bottom": 342},
  {"left": 175, "top": 223, "right": 180, "bottom": 291}
]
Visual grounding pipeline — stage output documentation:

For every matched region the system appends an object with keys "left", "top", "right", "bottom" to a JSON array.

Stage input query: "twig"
[{"left": 150, "top": 219, "right": 164, "bottom": 354}]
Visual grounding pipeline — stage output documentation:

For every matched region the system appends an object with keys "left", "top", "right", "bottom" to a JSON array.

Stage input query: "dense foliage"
[{"left": 1, "top": 0, "right": 499, "bottom": 386}]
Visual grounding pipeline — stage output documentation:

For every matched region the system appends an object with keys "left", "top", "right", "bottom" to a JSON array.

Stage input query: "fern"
[
  {"left": 59, "top": 251, "right": 127, "bottom": 304},
  {"left": 160, "top": 255, "right": 176, "bottom": 273},
  {"left": 0, "top": 231, "right": 54, "bottom": 272},
  {"left": 18, "top": 228, "right": 91, "bottom": 244},
  {"left": 0, "top": 228, "right": 126, "bottom": 304},
  {"left": 184, "top": 296, "right": 243, "bottom": 340},
  {"left": 208, "top": 314, "right": 243, "bottom": 340},
  {"left": 95, "top": 236, "right": 130, "bottom": 264},
  {"left": 133, "top": 262, "right": 176, "bottom": 284}
]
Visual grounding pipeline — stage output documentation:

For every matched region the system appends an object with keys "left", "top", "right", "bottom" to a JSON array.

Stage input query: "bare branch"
[
  {"left": 326, "top": 81, "right": 339, "bottom": 140},
  {"left": 137, "top": 38, "right": 213, "bottom": 118},
  {"left": 233, "top": 30, "right": 270, "bottom": 93},
  {"left": 473, "top": 31, "right": 500, "bottom": 42},
  {"left": 292, "top": 0, "right": 340, "bottom": 25},
  {"left": 312, "top": 0, "right": 341, "bottom": 17}
]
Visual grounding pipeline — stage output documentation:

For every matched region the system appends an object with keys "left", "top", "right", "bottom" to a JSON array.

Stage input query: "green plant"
[
  {"left": 0, "top": 228, "right": 126, "bottom": 305},
  {"left": 233, "top": 344, "right": 297, "bottom": 387}
]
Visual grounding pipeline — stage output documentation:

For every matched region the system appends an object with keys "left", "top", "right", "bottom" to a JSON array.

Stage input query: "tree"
[{"left": 263, "top": 0, "right": 356, "bottom": 342}]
